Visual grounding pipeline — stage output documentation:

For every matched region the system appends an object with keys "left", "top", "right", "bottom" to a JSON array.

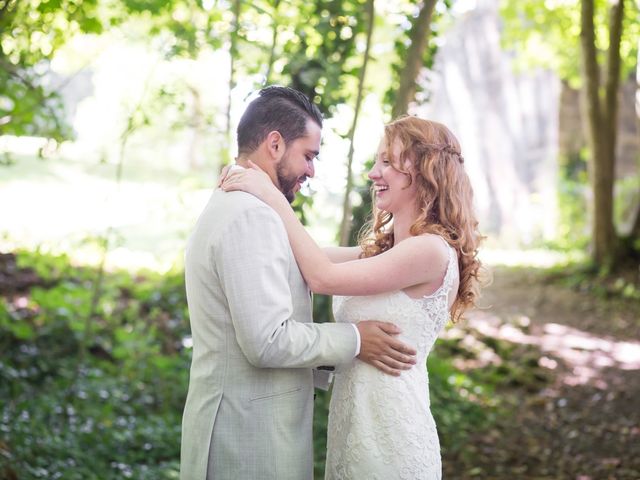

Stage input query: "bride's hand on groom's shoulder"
[
  {"left": 220, "top": 161, "right": 277, "bottom": 204},
  {"left": 217, "top": 163, "right": 234, "bottom": 187},
  {"left": 356, "top": 321, "right": 417, "bottom": 376}
]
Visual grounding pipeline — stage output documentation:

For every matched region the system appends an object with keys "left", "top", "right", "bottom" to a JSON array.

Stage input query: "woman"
[{"left": 222, "top": 116, "right": 483, "bottom": 479}]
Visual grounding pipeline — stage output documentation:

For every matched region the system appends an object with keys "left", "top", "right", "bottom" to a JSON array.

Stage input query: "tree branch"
[
  {"left": 391, "top": 0, "right": 437, "bottom": 118},
  {"left": 0, "top": 0, "right": 18, "bottom": 23},
  {"left": 603, "top": 0, "right": 625, "bottom": 153},
  {"left": 339, "top": 0, "right": 375, "bottom": 246}
]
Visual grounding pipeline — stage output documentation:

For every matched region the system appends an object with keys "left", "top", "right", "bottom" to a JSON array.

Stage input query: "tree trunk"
[
  {"left": 579, "top": 0, "right": 624, "bottom": 269},
  {"left": 630, "top": 203, "right": 640, "bottom": 239},
  {"left": 188, "top": 86, "right": 204, "bottom": 169},
  {"left": 264, "top": 0, "right": 281, "bottom": 85},
  {"left": 391, "top": 0, "right": 437, "bottom": 118},
  {"left": 338, "top": 0, "right": 375, "bottom": 246},
  {"left": 602, "top": 0, "right": 625, "bottom": 254},
  {"left": 222, "top": 0, "right": 242, "bottom": 170},
  {"left": 633, "top": 41, "right": 640, "bottom": 242}
]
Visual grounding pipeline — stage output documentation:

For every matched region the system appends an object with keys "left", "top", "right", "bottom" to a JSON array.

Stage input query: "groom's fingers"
[
  {"left": 380, "top": 330, "right": 417, "bottom": 358},
  {"left": 375, "top": 323, "right": 417, "bottom": 356},
  {"left": 384, "top": 346, "right": 416, "bottom": 366},
  {"left": 376, "top": 321, "right": 402, "bottom": 336},
  {"left": 387, "top": 339, "right": 417, "bottom": 357},
  {"left": 370, "top": 360, "right": 402, "bottom": 377},
  {"left": 378, "top": 355, "right": 413, "bottom": 371},
  {"left": 356, "top": 320, "right": 417, "bottom": 375}
]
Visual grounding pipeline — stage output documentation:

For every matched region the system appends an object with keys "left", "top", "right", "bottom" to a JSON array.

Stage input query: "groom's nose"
[{"left": 305, "top": 159, "right": 315, "bottom": 178}]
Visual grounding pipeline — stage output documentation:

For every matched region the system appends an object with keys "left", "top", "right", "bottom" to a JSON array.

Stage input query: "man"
[{"left": 180, "top": 86, "right": 416, "bottom": 480}]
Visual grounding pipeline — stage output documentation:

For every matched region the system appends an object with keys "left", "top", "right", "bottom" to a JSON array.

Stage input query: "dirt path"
[{"left": 443, "top": 267, "right": 640, "bottom": 480}]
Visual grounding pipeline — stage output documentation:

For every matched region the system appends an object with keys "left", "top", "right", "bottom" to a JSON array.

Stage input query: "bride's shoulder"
[
  {"left": 404, "top": 233, "right": 449, "bottom": 255},
  {"left": 399, "top": 234, "right": 450, "bottom": 268}
]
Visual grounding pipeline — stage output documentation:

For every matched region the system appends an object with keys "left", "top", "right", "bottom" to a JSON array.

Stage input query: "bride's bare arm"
[
  {"left": 323, "top": 246, "right": 362, "bottom": 263},
  {"left": 222, "top": 163, "right": 448, "bottom": 296}
]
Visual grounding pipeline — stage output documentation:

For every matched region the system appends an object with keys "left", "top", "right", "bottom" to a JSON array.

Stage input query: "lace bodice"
[{"left": 325, "top": 239, "right": 458, "bottom": 480}]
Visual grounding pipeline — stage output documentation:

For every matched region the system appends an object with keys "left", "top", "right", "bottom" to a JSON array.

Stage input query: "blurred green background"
[{"left": 1, "top": 0, "right": 639, "bottom": 478}]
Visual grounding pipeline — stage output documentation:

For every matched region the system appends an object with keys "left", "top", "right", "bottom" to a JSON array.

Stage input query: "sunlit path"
[{"left": 442, "top": 266, "right": 640, "bottom": 479}]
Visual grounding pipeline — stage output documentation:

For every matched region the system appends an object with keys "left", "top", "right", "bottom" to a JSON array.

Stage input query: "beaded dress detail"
[{"left": 325, "top": 239, "right": 458, "bottom": 480}]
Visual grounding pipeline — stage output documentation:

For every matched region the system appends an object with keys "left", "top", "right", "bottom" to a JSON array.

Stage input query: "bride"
[{"left": 222, "top": 115, "right": 483, "bottom": 479}]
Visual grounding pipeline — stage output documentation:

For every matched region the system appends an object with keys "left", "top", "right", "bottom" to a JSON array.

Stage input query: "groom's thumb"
[{"left": 377, "top": 322, "right": 401, "bottom": 336}]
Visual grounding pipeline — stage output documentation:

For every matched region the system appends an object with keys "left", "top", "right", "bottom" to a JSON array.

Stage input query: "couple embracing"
[{"left": 180, "top": 86, "right": 482, "bottom": 479}]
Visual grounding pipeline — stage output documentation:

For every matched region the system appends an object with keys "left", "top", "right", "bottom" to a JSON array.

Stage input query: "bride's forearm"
[
  {"left": 270, "top": 196, "right": 335, "bottom": 292},
  {"left": 323, "top": 246, "right": 362, "bottom": 263}
]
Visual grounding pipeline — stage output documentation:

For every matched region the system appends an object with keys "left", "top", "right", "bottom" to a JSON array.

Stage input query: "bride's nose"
[{"left": 368, "top": 164, "right": 380, "bottom": 180}]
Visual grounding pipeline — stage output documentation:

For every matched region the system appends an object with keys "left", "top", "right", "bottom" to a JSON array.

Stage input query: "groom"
[{"left": 180, "top": 86, "right": 416, "bottom": 480}]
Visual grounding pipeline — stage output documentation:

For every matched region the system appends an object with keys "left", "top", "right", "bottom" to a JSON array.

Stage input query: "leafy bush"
[
  {"left": 1, "top": 251, "right": 189, "bottom": 479},
  {"left": 2, "top": 250, "right": 515, "bottom": 479}
]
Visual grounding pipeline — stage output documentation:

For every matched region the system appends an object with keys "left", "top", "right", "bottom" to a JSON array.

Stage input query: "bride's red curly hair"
[{"left": 358, "top": 116, "right": 484, "bottom": 322}]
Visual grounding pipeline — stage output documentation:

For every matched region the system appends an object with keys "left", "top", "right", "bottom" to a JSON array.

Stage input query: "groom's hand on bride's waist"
[{"left": 356, "top": 321, "right": 417, "bottom": 376}]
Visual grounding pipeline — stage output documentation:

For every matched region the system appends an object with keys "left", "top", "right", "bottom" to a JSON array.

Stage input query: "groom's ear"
[{"left": 265, "top": 130, "right": 285, "bottom": 162}]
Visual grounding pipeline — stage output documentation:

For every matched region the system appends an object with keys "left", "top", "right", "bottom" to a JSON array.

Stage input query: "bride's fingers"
[
  {"left": 217, "top": 164, "right": 233, "bottom": 187},
  {"left": 221, "top": 171, "right": 245, "bottom": 188},
  {"left": 221, "top": 176, "right": 238, "bottom": 191}
]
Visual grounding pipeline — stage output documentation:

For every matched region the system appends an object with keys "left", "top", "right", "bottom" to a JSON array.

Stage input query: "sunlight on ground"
[
  {"left": 1, "top": 152, "right": 213, "bottom": 272},
  {"left": 478, "top": 248, "right": 587, "bottom": 268},
  {"left": 1, "top": 145, "right": 583, "bottom": 272},
  {"left": 465, "top": 311, "right": 640, "bottom": 389}
]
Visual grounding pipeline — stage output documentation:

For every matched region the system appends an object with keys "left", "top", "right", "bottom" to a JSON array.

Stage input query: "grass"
[{"left": 0, "top": 153, "right": 213, "bottom": 271}]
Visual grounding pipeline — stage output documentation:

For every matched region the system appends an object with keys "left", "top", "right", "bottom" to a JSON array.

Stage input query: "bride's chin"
[{"left": 374, "top": 199, "right": 389, "bottom": 211}]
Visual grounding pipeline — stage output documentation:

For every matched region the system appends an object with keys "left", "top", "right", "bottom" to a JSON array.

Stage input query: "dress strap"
[{"left": 437, "top": 237, "right": 457, "bottom": 294}]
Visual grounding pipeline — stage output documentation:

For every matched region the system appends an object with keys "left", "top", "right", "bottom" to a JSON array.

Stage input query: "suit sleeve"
[{"left": 214, "top": 205, "right": 357, "bottom": 369}]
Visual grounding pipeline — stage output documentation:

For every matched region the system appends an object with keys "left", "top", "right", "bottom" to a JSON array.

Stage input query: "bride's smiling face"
[{"left": 368, "top": 138, "right": 417, "bottom": 214}]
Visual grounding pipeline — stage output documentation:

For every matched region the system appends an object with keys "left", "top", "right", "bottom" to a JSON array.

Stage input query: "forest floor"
[
  {"left": 441, "top": 266, "right": 640, "bottom": 480},
  {"left": 2, "top": 249, "right": 639, "bottom": 479}
]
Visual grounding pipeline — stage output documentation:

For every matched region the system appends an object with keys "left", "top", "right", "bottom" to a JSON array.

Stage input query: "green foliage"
[
  {"left": 0, "top": 250, "right": 189, "bottom": 479},
  {"left": 545, "top": 260, "right": 640, "bottom": 301},
  {"left": 281, "top": 0, "right": 369, "bottom": 115},
  {"left": 1, "top": 249, "right": 512, "bottom": 479},
  {"left": 312, "top": 389, "right": 331, "bottom": 478},
  {"left": 0, "top": 0, "right": 105, "bottom": 141},
  {"left": 427, "top": 354, "right": 493, "bottom": 453},
  {"left": 551, "top": 151, "right": 591, "bottom": 250},
  {"left": 615, "top": 173, "right": 640, "bottom": 234},
  {"left": 343, "top": 156, "right": 373, "bottom": 247},
  {"left": 500, "top": 0, "right": 640, "bottom": 87},
  {"left": 384, "top": 0, "right": 451, "bottom": 113},
  {"left": 547, "top": 150, "right": 639, "bottom": 253}
]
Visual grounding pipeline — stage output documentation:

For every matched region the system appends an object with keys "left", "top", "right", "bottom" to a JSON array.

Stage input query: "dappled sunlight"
[
  {"left": 462, "top": 310, "right": 640, "bottom": 389},
  {"left": 479, "top": 248, "right": 587, "bottom": 268},
  {"left": 0, "top": 155, "right": 213, "bottom": 272}
]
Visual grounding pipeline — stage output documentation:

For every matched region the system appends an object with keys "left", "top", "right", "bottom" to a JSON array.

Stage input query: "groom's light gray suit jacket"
[{"left": 180, "top": 189, "right": 357, "bottom": 480}]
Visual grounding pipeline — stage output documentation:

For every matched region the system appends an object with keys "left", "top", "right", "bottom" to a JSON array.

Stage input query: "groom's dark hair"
[{"left": 237, "top": 86, "right": 323, "bottom": 156}]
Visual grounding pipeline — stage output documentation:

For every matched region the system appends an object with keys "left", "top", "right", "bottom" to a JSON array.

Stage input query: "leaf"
[{"left": 10, "top": 321, "right": 35, "bottom": 340}]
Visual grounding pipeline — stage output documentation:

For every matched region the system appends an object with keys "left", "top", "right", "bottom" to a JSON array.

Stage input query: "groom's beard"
[{"left": 276, "top": 153, "right": 307, "bottom": 204}]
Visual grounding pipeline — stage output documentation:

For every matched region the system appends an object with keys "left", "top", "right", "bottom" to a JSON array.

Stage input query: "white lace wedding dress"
[{"left": 325, "top": 240, "right": 458, "bottom": 480}]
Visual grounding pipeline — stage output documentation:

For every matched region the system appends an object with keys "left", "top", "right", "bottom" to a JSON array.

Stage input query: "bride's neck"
[{"left": 391, "top": 209, "right": 419, "bottom": 245}]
